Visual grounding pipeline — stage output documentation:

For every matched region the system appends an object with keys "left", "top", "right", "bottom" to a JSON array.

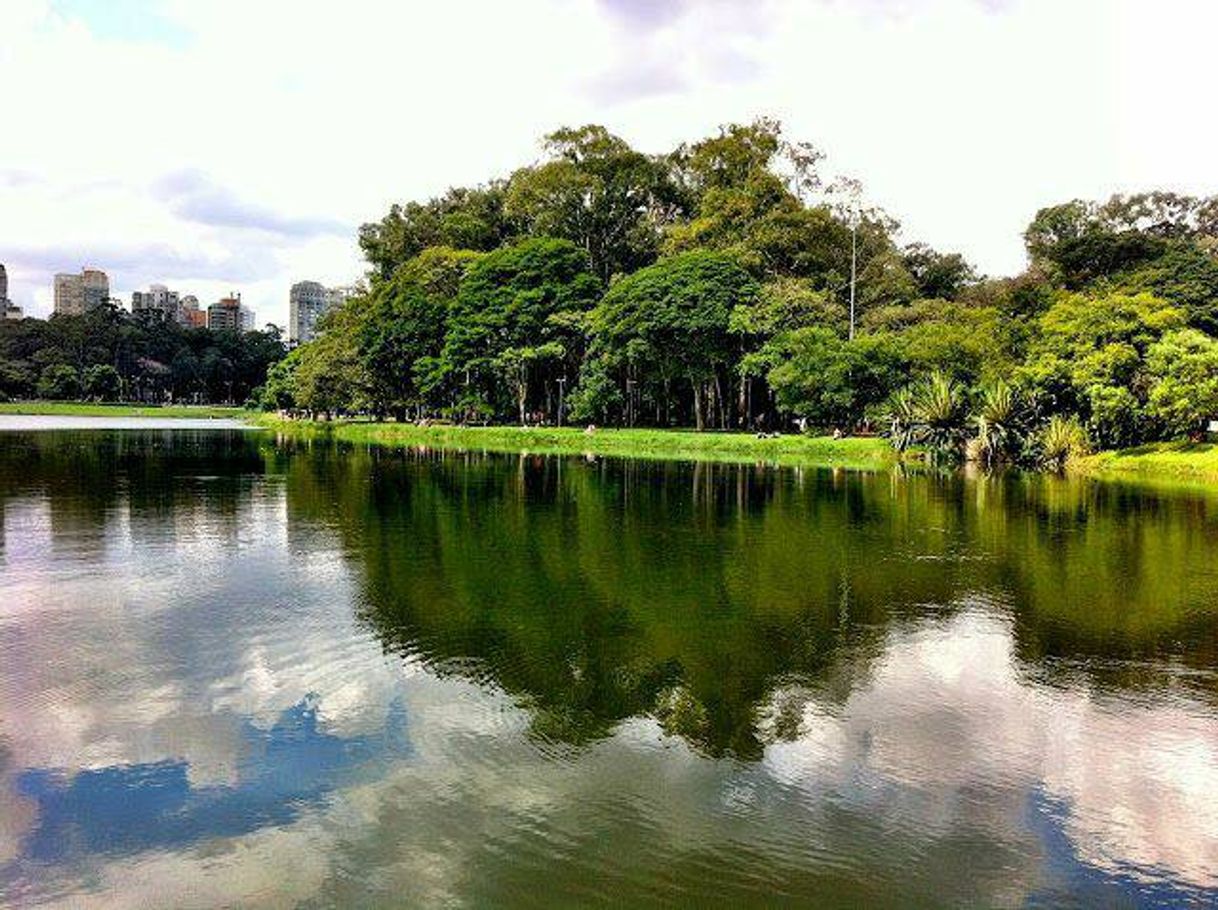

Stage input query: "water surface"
[{"left": 0, "top": 429, "right": 1215, "bottom": 907}]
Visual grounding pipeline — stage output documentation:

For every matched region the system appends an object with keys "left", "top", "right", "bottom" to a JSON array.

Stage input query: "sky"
[{"left": 0, "top": 0, "right": 1214, "bottom": 327}]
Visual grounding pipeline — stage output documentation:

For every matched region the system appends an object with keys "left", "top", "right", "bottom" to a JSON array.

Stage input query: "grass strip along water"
[
  {"left": 0, "top": 402, "right": 247, "bottom": 419},
  {"left": 257, "top": 417, "right": 898, "bottom": 469}
]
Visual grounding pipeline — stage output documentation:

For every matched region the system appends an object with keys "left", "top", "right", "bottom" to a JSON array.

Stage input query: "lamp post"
[
  {"left": 848, "top": 214, "right": 858, "bottom": 340},
  {"left": 557, "top": 376, "right": 567, "bottom": 427}
]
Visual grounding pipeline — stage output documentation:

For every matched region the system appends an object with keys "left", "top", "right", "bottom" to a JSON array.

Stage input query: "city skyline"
[{"left": 0, "top": 261, "right": 303, "bottom": 332}]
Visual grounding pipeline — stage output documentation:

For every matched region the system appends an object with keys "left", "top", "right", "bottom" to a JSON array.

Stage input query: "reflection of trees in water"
[
  {"left": 6, "top": 432, "right": 1212, "bottom": 758},
  {"left": 0, "top": 430, "right": 267, "bottom": 560},
  {"left": 274, "top": 444, "right": 1218, "bottom": 758}
]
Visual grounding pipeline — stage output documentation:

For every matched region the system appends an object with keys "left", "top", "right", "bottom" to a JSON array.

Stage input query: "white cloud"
[{"left": 1, "top": 0, "right": 1215, "bottom": 323}]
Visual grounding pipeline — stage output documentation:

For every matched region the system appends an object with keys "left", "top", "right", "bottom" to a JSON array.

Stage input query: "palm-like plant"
[
  {"left": 973, "top": 380, "right": 1019, "bottom": 466},
  {"left": 883, "top": 372, "right": 970, "bottom": 461},
  {"left": 916, "top": 372, "right": 970, "bottom": 459},
  {"left": 885, "top": 386, "right": 920, "bottom": 452},
  {"left": 1039, "top": 414, "right": 1089, "bottom": 470}
]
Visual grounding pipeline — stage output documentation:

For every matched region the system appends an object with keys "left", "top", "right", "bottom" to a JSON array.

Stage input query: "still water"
[{"left": 0, "top": 425, "right": 1216, "bottom": 908}]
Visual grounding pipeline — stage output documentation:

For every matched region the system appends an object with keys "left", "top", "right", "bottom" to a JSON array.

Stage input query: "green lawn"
[
  {"left": 1076, "top": 441, "right": 1218, "bottom": 481},
  {"left": 0, "top": 401, "right": 247, "bottom": 419},
  {"left": 258, "top": 417, "right": 898, "bottom": 469}
]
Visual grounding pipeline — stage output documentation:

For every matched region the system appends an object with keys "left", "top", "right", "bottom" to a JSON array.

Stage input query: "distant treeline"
[
  {"left": 0, "top": 306, "right": 285, "bottom": 405},
  {"left": 260, "top": 119, "right": 1218, "bottom": 461}
]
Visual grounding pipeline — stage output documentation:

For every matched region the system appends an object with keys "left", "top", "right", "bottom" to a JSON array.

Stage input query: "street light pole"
[
  {"left": 848, "top": 214, "right": 858, "bottom": 341},
  {"left": 557, "top": 376, "right": 566, "bottom": 427}
]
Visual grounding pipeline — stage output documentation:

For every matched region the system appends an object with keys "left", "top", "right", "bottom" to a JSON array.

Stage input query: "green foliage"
[
  {"left": 81, "top": 363, "right": 121, "bottom": 401},
  {"left": 358, "top": 247, "right": 483, "bottom": 416},
  {"left": 971, "top": 380, "right": 1024, "bottom": 466},
  {"left": 1038, "top": 415, "right": 1090, "bottom": 469},
  {"left": 0, "top": 305, "right": 283, "bottom": 405},
  {"left": 730, "top": 277, "right": 845, "bottom": 337},
  {"left": 358, "top": 183, "right": 514, "bottom": 281},
  {"left": 291, "top": 300, "right": 369, "bottom": 417},
  {"left": 294, "top": 127, "right": 1218, "bottom": 456},
  {"left": 865, "top": 299, "right": 1011, "bottom": 388},
  {"left": 505, "top": 125, "right": 681, "bottom": 282},
  {"left": 1017, "top": 291, "right": 1184, "bottom": 448},
  {"left": 764, "top": 327, "right": 907, "bottom": 430},
  {"left": 1145, "top": 329, "right": 1218, "bottom": 437},
  {"left": 902, "top": 243, "right": 977, "bottom": 300},
  {"left": 445, "top": 237, "right": 600, "bottom": 421},
  {"left": 0, "top": 359, "right": 35, "bottom": 400},
  {"left": 883, "top": 372, "right": 970, "bottom": 461},
  {"left": 585, "top": 250, "right": 758, "bottom": 429},
  {"left": 37, "top": 363, "right": 80, "bottom": 400}
]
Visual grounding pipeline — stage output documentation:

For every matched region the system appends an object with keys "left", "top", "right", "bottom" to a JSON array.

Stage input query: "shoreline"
[
  {"left": 255, "top": 417, "right": 900, "bottom": 469},
  {"left": 8, "top": 403, "right": 1218, "bottom": 482},
  {"left": 0, "top": 402, "right": 246, "bottom": 420}
]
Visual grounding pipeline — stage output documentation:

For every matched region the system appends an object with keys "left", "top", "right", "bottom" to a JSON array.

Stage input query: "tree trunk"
[{"left": 692, "top": 380, "right": 705, "bottom": 431}]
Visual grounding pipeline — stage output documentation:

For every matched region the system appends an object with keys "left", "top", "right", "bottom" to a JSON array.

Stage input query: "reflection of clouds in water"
[
  {"left": 3, "top": 470, "right": 1216, "bottom": 906},
  {"left": 0, "top": 489, "right": 407, "bottom": 782},
  {"left": 6, "top": 620, "right": 1217, "bottom": 908},
  {"left": 762, "top": 609, "right": 1218, "bottom": 891}
]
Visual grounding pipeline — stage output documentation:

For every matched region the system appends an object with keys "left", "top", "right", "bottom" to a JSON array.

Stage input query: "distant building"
[
  {"left": 240, "top": 307, "right": 257, "bottom": 332},
  {"left": 207, "top": 293, "right": 246, "bottom": 331},
  {"left": 179, "top": 294, "right": 205, "bottom": 328},
  {"left": 131, "top": 283, "right": 181, "bottom": 323},
  {"left": 289, "top": 281, "right": 356, "bottom": 345},
  {"left": 53, "top": 273, "right": 83, "bottom": 315},
  {"left": 53, "top": 268, "right": 109, "bottom": 316},
  {"left": 288, "top": 280, "right": 327, "bottom": 345},
  {"left": 81, "top": 268, "right": 109, "bottom": 311},
  {"left": 0, "top": 263, "right": 17, "bottom": 319}
]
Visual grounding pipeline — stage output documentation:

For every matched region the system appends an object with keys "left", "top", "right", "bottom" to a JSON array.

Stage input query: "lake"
[{"left": 0, "top": 425, "right": 1215, "bottom": 908}]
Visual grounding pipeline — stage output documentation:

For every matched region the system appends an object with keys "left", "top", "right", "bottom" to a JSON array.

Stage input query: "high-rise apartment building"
[
  {"left": 53, "top": 274, "right": 83, "bottom": 315},
  {"left": 288, "top": 281, "right": 327, "bottom": 345},
  {"left": 207, "top": 294, "right": 246, "bottom": 332},
  {"left": 0, "top": 263, "right": 16, "bottom": 319},
  {"left": 53, "top": 268, "right": 109, "bottom": 316},
  {"left": 132, "top": 283, "right": 181, "bottom": 323}
]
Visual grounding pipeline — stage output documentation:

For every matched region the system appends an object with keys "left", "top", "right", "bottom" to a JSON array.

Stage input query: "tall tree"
[{"left": 444, "top": 237, "right": 600, "bottom": 422}]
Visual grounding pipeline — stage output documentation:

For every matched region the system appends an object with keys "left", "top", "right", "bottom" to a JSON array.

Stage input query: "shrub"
[{"left": 1039, "top": 415, "right": 1090, "bottom": 470}]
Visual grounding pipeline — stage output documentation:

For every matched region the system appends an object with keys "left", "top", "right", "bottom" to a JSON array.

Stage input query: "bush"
[
  {"left": 1039, "top": 415, "right": 1090, "bottom": 469},
  {"left": 82, "top": 364, "right": 121, "bottom": 401},
  {"left": 37, "top": 364, "right": 80, "bottom": 400}
]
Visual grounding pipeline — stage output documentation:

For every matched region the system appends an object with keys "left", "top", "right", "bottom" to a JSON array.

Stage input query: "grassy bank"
[
  {"left": 0, "top": 401, "right": 246, "bottom": 419},
  {"left": 1075, "top": 441, "right": 1218, "bottom": 482},
  {"left": 258, "top": 417, "right": 898, "bottom": 469}
]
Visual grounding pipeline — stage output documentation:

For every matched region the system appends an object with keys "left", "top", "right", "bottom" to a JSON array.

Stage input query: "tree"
[
  {"left": 444, "top": 237, "right": 600, "bottom": 422},
  {"left": 359, "top": 247, "right": 482, "bottom": 418},
  {"left": 260, "top": 347, "right": 303, "bottom": 411},
  {"left": 1145, "top": 329, "right": 1218, "bottom": 438},
  {"left": 1017, "top": 292, "right": 1185, "bottom": 447},
  {"left": 81, "top": 364, "right": 121, "bottom": 401},
  {"left": 37, "top": 363, "right": 80, "bottom": 400},
  {"left": 584, "top": 251, "right": 759, "bottom": 430},
  {"left": 865, "top": 299, "right": 1011, "bottom": 389},
  {"left": 505, "top": 125, "right": 682, "bottom": 282},
  {"left": 358, "top": 184, "right": 515, "bottom": 281},
  {"left": 763, "top": 327, "right": 907, "bottom": 430},
  {"left": 901, "top": 243, "right": 977, "bottom": 300},
  {"left": 0, "top": 359, "right": 35, "bottom": 400}
]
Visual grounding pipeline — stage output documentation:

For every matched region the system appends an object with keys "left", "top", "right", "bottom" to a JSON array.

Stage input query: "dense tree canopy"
[{"left": 216, "top": 118, "right": 1218, "bottom": 460}]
